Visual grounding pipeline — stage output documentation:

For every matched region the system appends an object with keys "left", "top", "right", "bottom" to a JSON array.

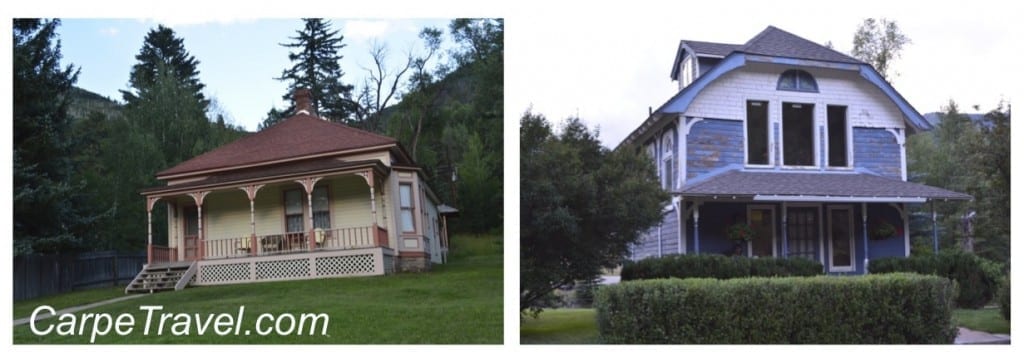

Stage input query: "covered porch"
[
  {"left": 141, "top": 159, "right": 396, "bottom": 284},
  {"left": 668, "top": 170, "right": 971, "bottom": 274}
]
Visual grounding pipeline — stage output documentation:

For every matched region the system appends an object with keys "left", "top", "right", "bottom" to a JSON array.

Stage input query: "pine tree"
[
  {"left": 266, "top": 18, "right": 356, "bottom": 128},
  {"left": 13, "top": 18, "right": 98, "bottom": 254},
  {"left": 121, "top": 26, "right": 212, "bottom": 166}
]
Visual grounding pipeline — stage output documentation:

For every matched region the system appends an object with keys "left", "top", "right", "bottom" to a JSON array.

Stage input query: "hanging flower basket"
[{"left": 726, "top": 222, "right": 756, "bottom": 242}]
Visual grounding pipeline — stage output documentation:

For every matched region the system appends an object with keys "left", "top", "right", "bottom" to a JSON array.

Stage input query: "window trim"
[
  {"left": 283, "top": 188, "right": 306, "bottom": 233},
  {"left": 661, "top": 130, "right": 676, "bottom": 190},
  {"left": 827, "top": 205, "right": 856, "bottom": 272},
  {"left": 311, "top": 185, "right": 332, "bottom": 230},
  {"left": 776, "top": 69, "right": 819, "bottom": 93},
  {"left": 399, "top": 182, "right": 417, "bottom": 234},
  {"left": 780, "top": 102, "right": 818, "bottom": 169},
  {"left": 744, "top": 100, "right": 773, "bottom": 168}
]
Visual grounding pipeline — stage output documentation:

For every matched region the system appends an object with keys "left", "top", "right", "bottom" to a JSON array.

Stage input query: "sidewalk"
[
  {"left": 13, "top": 294, "right": 147, "bottom": 327},
  {"left": 954, "top": 327, "right": 1010, "bottom": 344}
]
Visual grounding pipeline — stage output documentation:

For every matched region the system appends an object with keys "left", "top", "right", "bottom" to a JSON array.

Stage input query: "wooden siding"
[
  {"left": 327, "top": 176, "right": 374, "bottom": 229},
  {"left": 205, "top": 190, "right": 253, "bottom": 241},
  {"left": 685, "top": 63, "right": 905, "bottom": 130},
  {"left": 631, "top": 207, "right": 679, "bottom": 260},
  {"left": 686, "top": 118, "right": 744, "bottom": 179},
  {"left": 853, "top": 128, "right": 901, "bottom": 179}
]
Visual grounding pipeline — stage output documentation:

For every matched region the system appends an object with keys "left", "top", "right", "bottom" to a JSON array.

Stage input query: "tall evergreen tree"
[
  {"left": 13, "top": 18, "right": 98, "bottom": 254},
  {"left": 122, "top": 25, "right": 208, "bottom": 109},
  {"left": 121, "top": 26, "right": 212, "bottom": 166},
  {"left": 263, "top": 18, "right": 356, "bottom": 128}
]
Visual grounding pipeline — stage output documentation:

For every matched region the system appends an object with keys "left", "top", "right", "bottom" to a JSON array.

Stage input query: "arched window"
[
  {"left": 777, "top": 69, "right": 818, "bottom": 92},
  {"left": 662, "top": 131, "right": 676, "bottom": 190}
]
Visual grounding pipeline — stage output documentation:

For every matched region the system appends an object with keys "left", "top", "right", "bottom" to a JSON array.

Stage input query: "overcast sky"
[{"left": 506, "top": 0, "right": 1021, "bottom": 147}]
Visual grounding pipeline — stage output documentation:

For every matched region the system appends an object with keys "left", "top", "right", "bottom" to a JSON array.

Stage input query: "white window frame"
[
  {"left": 785, "top": 203, "right": 825, "bottom": 266},
  {"left": 780, "top": 102, "right": 819, "bottom": 169},
  {"left": 744, "top": 100, "right": 773, "bottom": 168},
  {"left": 827, "top": 205, "right": 856, "bottom": 272},
  {"left": 399, "top": 182, "right": 416, "bottom": 233},
  {"left": 825, "top": 105, "right": 853, "bottom": 170},
  {"left": 746, "top": 205, "right": 777, "bottom": 258}
]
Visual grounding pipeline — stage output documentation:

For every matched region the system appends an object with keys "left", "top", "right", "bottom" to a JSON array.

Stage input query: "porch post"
[
  {"left": 240, "top": 185, "right": 264, "bottom": 256},
  {"left": 781, "top": 202, "right": 788, "bottom": 257},
  {"left": 862, "top": 202, "right": 869, "bottom": 273},
  {"left": 146, "top": 196, "right": 160, "bottom": 265},
  {"left": 692, "top": 202, "right": 701, "bottom": 254},
  {"left": 187, "top": 192, "right": 209, "bottom": 260},
  {"left": 295, "top": 177, "right": 322, "bottom": 251},
  {"left": 676, "top": 198, "right": 684, "bottom": 254},
  {"left": 931, "top": 200, "right": 939, "bottom": 255},
  {"left": 357, "top": 170, "right": 380, "bottom": 245}
]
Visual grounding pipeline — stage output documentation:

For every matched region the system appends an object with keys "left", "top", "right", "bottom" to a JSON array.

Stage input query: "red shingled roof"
[{"left": 157, "top": 114, "right": 397, "bottom": 177}]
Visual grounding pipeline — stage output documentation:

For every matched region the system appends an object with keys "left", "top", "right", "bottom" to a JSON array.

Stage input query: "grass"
[
  {"left": 14, "top": 233, "right": 502, "bottom": 344},
  {"left": 954, "top": 308, "right": 1010, "bottom": 334},
  {"left": 520, "top": 308, "right": 599, "bottom": 344},
  {"left": 13, "top": 286, "right": 127, "bottom": 321}
]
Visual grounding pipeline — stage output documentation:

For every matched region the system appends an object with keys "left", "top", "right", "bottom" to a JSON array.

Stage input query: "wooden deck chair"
[
  {"left": 314, "top": 228, "right": 325, "bottom": 248},
  {"left": 238, "top": 236, "right": 251, "bottom": 252}
]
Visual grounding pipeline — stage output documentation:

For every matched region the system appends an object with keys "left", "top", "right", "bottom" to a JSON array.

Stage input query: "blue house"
[{"left": 623, "top": 26, "right": 970, "bottom": 274}]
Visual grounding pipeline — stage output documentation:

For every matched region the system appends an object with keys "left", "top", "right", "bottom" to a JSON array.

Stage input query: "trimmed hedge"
[
  {"left": 621, "top": 254, "right": 823, "bottom": 281},
  {"left": 869, "top": 250, "right": 1002, "bottom": 308},
  {"left": 595, "top": 273, "right": 957, "bottom": 344}
]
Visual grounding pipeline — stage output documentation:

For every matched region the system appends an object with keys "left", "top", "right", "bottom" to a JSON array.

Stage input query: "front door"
[
  {"left": 786, "top": 207, "right": 819, "bottom": 261},
  {"left": 828, "top": 206, "right": 855, "bottom": 272},
  {"left": 183, "top": 206, "right": 199, "bottom": 260}
]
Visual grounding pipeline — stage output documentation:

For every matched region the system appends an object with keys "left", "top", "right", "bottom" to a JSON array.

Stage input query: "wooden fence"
[{"left": 13, "top": 250, "right": 146, "bottom": 301}]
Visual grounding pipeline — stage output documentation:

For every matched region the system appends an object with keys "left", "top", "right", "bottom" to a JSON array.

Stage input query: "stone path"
[
  {"left": 13, "top": 294, "right": 147, "bottom": 327},
  {"left": 953, "top": 327, "right": 1010, "bottom": 344}
]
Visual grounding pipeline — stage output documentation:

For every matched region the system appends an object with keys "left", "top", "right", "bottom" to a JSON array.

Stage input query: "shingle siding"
[
  {"left": 853, "top": 127, "right": 902, "bottom": 179},
  {"left": 632, "top": 208, "right": 679, "bottom": 260},
  {"left": 686, "top": 118, "right": 744, "bottom": 179}
]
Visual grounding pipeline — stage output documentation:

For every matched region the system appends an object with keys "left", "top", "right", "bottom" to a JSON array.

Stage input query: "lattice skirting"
[{"left": 194, "top": 247, "right": 395, "bottom": 285}]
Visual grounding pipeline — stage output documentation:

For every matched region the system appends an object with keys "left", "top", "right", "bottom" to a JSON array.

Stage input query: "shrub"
[
  {"left": 621, "top": 254, "right": 822, "bottom": 281},
  {"left": 595, "top": 273, "right": 957, "bottom": 344},
  {"left": 870, "top": 250, "right": 1002, "bottom": 308},
  {"left": 997, "top": 276, "right": 1010, "bottom": 321}
]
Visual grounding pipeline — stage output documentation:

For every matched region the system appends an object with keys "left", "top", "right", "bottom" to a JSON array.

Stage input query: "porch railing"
[
  {"left": 198, "top": 225, "right": 389, "bottom": 260},
  {"left": 149, "top": 245, "right": 176, "bottom": 264}
]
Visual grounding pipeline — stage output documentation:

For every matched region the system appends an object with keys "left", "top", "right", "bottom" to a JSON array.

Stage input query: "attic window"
[{"left": 777, "top": 70, "right": 818, "bottom": 92}]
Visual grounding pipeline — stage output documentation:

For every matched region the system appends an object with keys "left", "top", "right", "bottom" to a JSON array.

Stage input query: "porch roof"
[
  {"left": 141, "top": 158, "right": 388, "bottom": 196},
  {"left": 678, "top": 170, "right": 972, "bottom": 202}
]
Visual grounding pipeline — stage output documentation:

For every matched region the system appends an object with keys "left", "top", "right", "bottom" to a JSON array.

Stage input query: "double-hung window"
[{"left": 400, "top": 183, "right": 416, "bottom": 233}]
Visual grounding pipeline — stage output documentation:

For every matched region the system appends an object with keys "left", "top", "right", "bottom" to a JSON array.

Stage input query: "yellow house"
[{"left": 128, "top": 90, "right": 452, "bottom": 292}]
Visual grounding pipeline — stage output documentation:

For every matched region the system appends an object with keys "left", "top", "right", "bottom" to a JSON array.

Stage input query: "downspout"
[{"left": 862, "top": 202, "right": 869, "bottom": 273}]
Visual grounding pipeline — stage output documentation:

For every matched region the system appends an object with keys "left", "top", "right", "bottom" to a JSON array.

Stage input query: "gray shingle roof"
[
  {"left": 680, "top": 170, "right": 971, "bottom": 201},
  {"left": 739, "top": 26, "right": 863, "bottom": 64},
  {"left": 681, "top": 40, "right": 742, "bottom": 57}
]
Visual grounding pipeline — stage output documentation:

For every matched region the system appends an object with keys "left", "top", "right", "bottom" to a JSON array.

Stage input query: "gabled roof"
[
  {"left": 622, "top": 26, "right": 929, "bottom": 148},
  {"left": 157, "top": 114, "right": 398, "bottom": 178},
  {"left": 670, "top": 40, "right": 743, "bottom": 80},
  {"left": 680, "top": 170, "right": 971, "bottom": 202},
  {"left": 738, "top": 26, "right": 862, "bottom": 64}
]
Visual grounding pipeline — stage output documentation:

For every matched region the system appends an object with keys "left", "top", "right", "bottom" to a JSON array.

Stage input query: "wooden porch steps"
[{"left": 125, "top": 261, "right": 197, "bottom": 294}]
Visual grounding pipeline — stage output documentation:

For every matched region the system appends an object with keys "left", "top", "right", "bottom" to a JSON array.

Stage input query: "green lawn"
[
  {"left": 954, "top": 308, "right": 1010, "bottom": 334},
  {"left": 14, "top": 286, "right": 127, "bottom": 320},
  {"left": 520, "top": 308, "right": 599, "bottom": 344},
  {"left": 14, "top": 234, "right": 503, "bottom": 344}
]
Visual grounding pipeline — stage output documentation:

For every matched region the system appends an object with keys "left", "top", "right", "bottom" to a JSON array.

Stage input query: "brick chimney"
[{"left": 293, "top": 88, "right": 315, "bottom": 116}]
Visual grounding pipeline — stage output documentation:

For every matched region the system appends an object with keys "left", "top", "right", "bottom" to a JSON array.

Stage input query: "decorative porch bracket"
[
  {"left": 296, "top": 177, "right": 323, "bottom": 252},
  {"left": 188, "top": 191, "right": 210, "bottom": 260},
  {"left": 146, "top": 196, "right": 162, "bottom": 264},
  {"left": 239, "top": 184, "right": 265, "bottom": 256}
]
